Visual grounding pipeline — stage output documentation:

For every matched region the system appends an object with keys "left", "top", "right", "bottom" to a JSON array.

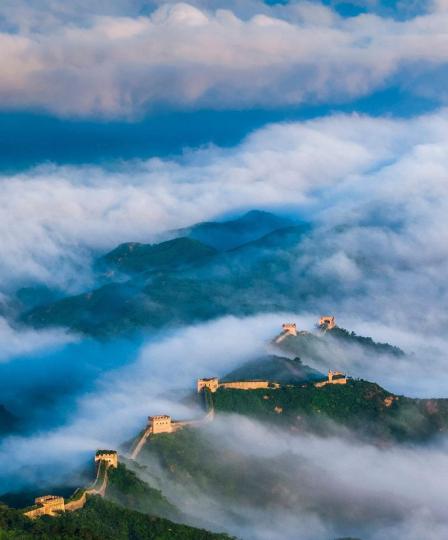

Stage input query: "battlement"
[
  {"left": 35, "top": 495, "right": 64, "bottom": 507},
  {"left": 315, "top": 369, "right": 348, "bottom": 388},
  {"left": 274, "top": 322, "right": 299, "bottom": 343},
  {"left": 220, "top": 380, "right": 273, "bottom": 390},
  {"left": 328, "top": 370, "right": 345, "bottom": 382},
  {"left": 282, "top": 323, "right": 297, "bottom": 336},
  {"left": 197, "top": 377, "right": 219, "bottom": 393},
  {"left": 319, "top": 316, "right": 336, "bottom": 330},
  {"left": 198, "top": 378, "right": 277, "bottom": 393},
  {"left": 24, "top": 495, "right": 65, "bottom": 518},
  {"left": 95, "top": 450, "right": 118, "bottom": 469},
  {"left": 149, "top": 415, "right": 173, "bottom": 434}
]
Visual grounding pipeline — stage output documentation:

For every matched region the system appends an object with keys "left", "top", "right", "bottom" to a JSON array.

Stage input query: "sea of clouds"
[
  {"left": 1, "top": 110, "right": 448, "bottom": 337},
  {"left": 0, "top": 0, "right": 448, "bottom": 117},
  {"left": 1, "top": 2, "right": 447, "bottom": 537},
  {"left": 1, "top": 314, "right": 446, "bottom": 539}
]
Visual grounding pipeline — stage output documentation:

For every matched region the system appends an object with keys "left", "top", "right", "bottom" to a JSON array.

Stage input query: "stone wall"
[
  {"left": 24, "top": 496, "right": 65, "bottom": 518},
  {"left": 24, "top": 451, "right": 117, "bottom": 519},
  {"left": 64, "top": 491, "right": 87, "bottom": 512},
  {"left": 219, "top": 380, "right": 271, "bottom": 390}
]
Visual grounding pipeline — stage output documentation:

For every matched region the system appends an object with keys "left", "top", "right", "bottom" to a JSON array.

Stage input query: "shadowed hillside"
[
  {"left": 222, "top": 355, "right": 325, "bottom": 385},
  {"left": 177, "top": 210, "right": 295, "bottom": 251},
  {"left": 20, "top": 212, "right": 310, "bottom": 337},
  {"left": 99, "top": 237, "right": 217, "bottom": 275}
]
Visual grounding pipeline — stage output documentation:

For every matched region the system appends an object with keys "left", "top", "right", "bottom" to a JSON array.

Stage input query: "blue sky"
[
  {"left": 0, "top": 0, "right": 446, "bottom": 170},
  {"left": 0, "top": 0, "right": 447, "bottom": 290}
]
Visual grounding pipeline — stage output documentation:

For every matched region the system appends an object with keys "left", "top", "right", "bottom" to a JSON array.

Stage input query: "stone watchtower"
[
  {"left": 197, "top": 377, "right": 219, "bottom": 393},
  {"left": 282, "top": 323, "right": 297, "bottom": 336},
  {"left": 327, "top": 370, "right": 347, "bottom": 384},
  {"left": 95, "top": 450, "right": 118, "bottom": 469},
  {"left": 149, "top": 415, "right": 173, "bottom": 434},
  {"left": 319, "top": 316, "right": 336, "bottom": 330},
  {"left": 35, "top": 495, "right": 65, "bottom": 515},
  {"left": 24, "top": 495, "right": 65, "bottom": 518}
]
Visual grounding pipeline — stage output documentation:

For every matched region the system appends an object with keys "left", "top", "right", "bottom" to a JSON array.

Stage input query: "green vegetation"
[
  {"left": 328, "top": 327, "right": 404, "bottom": 357},
  {"left": 19, "top": 214, "right": 310, "bottom": 337},
  {"left": 279, "top": 328, "right": 404, "bottom": 369},
  {"left": 222, "top": 355, "right": 324, "bottom": 385},
  {"left": 0, "top": 497, "right": 233, "bottom": 540},
  {"left": 182, "top": 210, "right": 294, "bottom": 250},
  {"left": 140, "top": 429, "right": 283, "bottom": 505},
  {"left": 106, "top": 464, "right": 180, "bottom": 521},
  {"left": 211, "top": 381, "right": 448, "bottom": 443},
  {"left": 100, "top": 237, "right": 217, "bottom": 274}
]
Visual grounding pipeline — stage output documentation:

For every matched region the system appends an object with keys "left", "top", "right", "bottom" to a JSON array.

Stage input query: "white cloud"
[
  {"left": 0, "top": 1, "right": 447, "bottom": 117},
  {"left": 1, "top": 313, "right": 448, "bottom": 539},
  {"left": 0, "top": 314, "right": 285, "bottom": 486},
  {"left": 0, "top": 316, "right": 75, "bottom": 361},
  {"left": 1, "top": 109, "right": 448, "bottom": 305}
]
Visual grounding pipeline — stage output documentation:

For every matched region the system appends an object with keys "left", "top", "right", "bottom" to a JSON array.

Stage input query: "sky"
[{"left": 1, "top": 1, "right": 448, "bottom": 538}]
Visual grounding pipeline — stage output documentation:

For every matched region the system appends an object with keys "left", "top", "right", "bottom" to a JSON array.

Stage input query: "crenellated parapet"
[
  {"left": 282, "top": 323, "right": 297, "bottom": 336},
  {"left": 24, "top": 495, "right": 65, "bottom": 518},
  {"left": 319, "top": 316, "right": 336, "bottom": 330},
  {"left": 315, "top": 370, "right": 348, "bottom": 388},
  {"left": 148, "top": 415, "right": 173, "bottom": 434},
  {"left": 95, "top": 450, "right": 118, "bottom": 469},
  {"left": 197, "top": 377, "right": 219, "bottom": 393},
  {"left": 197, "top": 378, "right": 277, "bottom": 393}
]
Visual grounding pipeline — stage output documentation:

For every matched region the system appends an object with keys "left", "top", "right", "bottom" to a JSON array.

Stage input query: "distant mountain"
[
  {"left": 179, "top": 210, "right": 295, "bottom": 250},
  {"left": 15, "top": 285, "right": 62, "bottom": 311},
  {"left": 20, "top": 212, "right": 311, "bottom": 337},
  {"left": 99, "top": 237, "right": 217, "bottom": 275}
]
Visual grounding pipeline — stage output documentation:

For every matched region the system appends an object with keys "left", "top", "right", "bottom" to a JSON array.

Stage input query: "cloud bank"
[
  {"left": 0, "top": 314, "right": 279, "bottom": 490},
  {"left": 142, "top": 414, "right": 448, "bottom": 540},
  {"left": 0, "top": 1, "right": 448, "bottom": 117},
  {"left": 2, "top": 109, "right": 448, "bottom": 338},
  {"left": 2, "top": 313, "right": 448, "bottom": 539}
]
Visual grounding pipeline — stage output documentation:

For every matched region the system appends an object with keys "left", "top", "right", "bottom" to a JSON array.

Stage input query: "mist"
[
  {"left": 135, "top": 413, "right": 448, "bottom": 540},
  {"left": 0, "top": 315, "right": 282, "bottom": 492},
  {"left": 1, "top": 312, "right": 447, "bottom": 489}
]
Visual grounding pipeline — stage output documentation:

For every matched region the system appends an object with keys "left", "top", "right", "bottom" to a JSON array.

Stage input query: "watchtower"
[
  {"left": 282, "top": 323, "right": 297, "bottom": 336},
  {"left": 328, "top": 370, "right": 346, "bottom": 383},
  {"left": 149, "top": 415, "right": 172, "bottom": 434},
  {"left": 197, "top": 377, "right": 219, "bottom": 393},
  {"left": 95, "top": 450, "right": 118, "bottom": 468},
  {"left": 35, "top": 495, "right": 65, "bottom": 515},
  {"left": 319, "top": 316, "right": 336, "bottom": 330}
]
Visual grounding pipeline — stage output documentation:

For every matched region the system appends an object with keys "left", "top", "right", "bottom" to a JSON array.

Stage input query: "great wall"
[
  {"left": 23, "top": 451, "right": 118, "bottom": 518},
  {"left": 23, "top": 315, "right": 346, "bottom": 519}
]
